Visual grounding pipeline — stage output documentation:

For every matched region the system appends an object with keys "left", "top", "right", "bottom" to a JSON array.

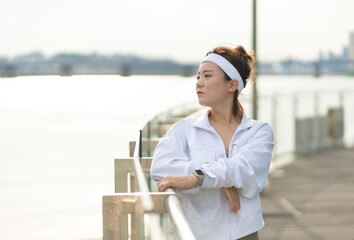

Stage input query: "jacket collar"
[{"left": 191, "top": 109, "right": 256, "bottom": 132}]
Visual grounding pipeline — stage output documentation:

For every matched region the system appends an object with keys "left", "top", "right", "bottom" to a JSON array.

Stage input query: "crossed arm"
[{"left": 157, "top": 175, "right": 241, "bottom": 214}]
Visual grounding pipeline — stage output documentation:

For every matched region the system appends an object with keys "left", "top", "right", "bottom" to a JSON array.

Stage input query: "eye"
[
  {"left": 205, "top": 74, "right": 211, "bottom": 78},
  {"left": 196, "top": 76, "right": 200, "bottom": 80}
]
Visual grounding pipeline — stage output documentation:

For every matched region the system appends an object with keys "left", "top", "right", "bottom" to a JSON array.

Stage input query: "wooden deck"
[{"left": 259, "top": 147, "right": 354, "bottom": 240}]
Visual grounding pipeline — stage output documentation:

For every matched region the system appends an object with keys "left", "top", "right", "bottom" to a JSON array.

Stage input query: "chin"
[{"left": 198, "top": 99, "right": 210, "bottom": 107}]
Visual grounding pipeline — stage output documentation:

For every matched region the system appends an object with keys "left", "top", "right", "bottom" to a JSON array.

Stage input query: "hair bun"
[{"left": 233, "top": 46, "right": 255, "bottom": 64}]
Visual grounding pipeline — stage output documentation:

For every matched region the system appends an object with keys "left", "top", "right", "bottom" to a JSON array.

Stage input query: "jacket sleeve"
[
  {"left": 201, "top": 123, "right": 274, "bottom": 199},
  {"left": 150, "top": 120, "right": 199, "bottom": 182}
]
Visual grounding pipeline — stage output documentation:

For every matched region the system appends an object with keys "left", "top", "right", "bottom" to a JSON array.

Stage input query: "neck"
[
  {"left": 209, "top": 107, "right": 239, "bottom": 127},
  {"left": 208, "top": 94, "right": 242, "bottom": 126}
]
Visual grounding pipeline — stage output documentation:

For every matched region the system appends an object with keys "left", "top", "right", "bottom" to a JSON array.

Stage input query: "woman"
[{"left": 150, "top": 45, "right": 274, "bottom": 240}]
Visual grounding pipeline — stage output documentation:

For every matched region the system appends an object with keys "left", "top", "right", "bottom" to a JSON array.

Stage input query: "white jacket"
[{"left": 151, "top": 110, "right": 274, "bottom": 240}]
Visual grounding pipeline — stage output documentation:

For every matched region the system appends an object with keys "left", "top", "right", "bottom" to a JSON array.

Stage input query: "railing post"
[
  {"left": 339, "top": 90, "right": 344, "bottom": 108},
  {"left": 271, "top": 96, "right": 277, "bottom": 156},
  {"left": 293, "top": 94, "right": 299, "bottom": 154},
  {"left": 129, "top": 172, "right": 145, "bottom": 240},
  {"left": 102, "top": 204, "right": 129, "bottom": 240},
  {"left": 147, "top": 121, "right": 151, "bottom": 157},
  {"left": 139, "top": 130, "right": 142, "bottom": 158},
  {"left": 293, "top": 94, "right": 298, "bottom": 119},
  {"left": 115, "top": 158, "right": 132, "bottom": 240},
  {"left": 313, "top": 92, "right": 319, "bottom": 151},
  {"left": 103, "top": 192, "right": 174, "bottom": 240},
  {"left": 103, "top": 158, "right": 134, "bottom": 240}
]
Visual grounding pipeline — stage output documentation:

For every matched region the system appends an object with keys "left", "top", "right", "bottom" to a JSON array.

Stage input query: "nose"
[{"left": 196, "top": 78, "right": 203, "bottom": 88}]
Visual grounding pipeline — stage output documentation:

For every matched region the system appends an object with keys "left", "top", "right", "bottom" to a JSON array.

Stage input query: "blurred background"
[{"left": 0, "top": 0, "right": 354, "bottom": 239}]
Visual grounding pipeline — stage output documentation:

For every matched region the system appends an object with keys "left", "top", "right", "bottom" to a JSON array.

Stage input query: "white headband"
[{"left": 201, "top": 53, "right": 244, "bottom": 92}]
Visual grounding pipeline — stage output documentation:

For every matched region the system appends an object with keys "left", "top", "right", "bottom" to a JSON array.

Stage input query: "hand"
[
  {"left": 220, "top": 187, "right": 240, "bottom": 214},
  {"left": 157, "top": 175, "right": 198, "bottom": 192}
]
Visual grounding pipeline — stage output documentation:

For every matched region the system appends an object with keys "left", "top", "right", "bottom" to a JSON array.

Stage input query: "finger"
[
  {"left": 157, "top": 179, "right": 164, "bottom": 192},
  {"left": 224, "top": 189, "right": 233, "bottom": 205},
  {"left": 160, "top": 184, "right": 167, "bottom": 192},
  {"left": 158, "top": 182, "right": 164, "bottom": 192},
  {"left": 221, "top": 188, "right": 236, "bottom": 213},
  {"left": 228, "top": 189, "right": 234, "bottom": 213},
  {"left": 231, "top": 190, "right": 237, "bottom": 213},
  {"left": 230, "top": 187, "right": 240, "bottom": 213},
  {"left": 226, "top": 189, "right": 236, "bottom": 213},
  {"left": 231, "top": 187, "right": 240, "bottom": 211},
  {"left": 162, "top": 181, "right": 171, "bottom": 192},
  {"left": 231, "top": 189, "right": 238, "bottom": 213},
  {"left": 158, "top": 181, "right": 168, "bottom": 192},
  {"left": 221, "top": 187, "right": 240, "bottom": 214},
  {"left": 235, "top": 189, "right": 240, "bottom": 212}
]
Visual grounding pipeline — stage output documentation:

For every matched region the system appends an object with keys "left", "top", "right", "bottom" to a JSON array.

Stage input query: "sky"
[{"left": 1, "top": 0, "right": 354, "bottom": 63}]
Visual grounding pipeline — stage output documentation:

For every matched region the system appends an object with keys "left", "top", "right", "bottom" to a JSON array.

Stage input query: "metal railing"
[
  {"left": 133, "top": 130, "right": 154, "bottom": 213},
  {"left": 252, "top": 89, "right": 354, "bottom": 157}
]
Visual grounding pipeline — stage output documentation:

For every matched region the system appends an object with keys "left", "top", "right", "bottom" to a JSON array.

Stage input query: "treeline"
[{"left": 0, "top": 52, "right": 198, "bottom": 77}]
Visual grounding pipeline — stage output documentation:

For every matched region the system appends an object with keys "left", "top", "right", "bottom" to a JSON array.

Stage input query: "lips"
[{"left": 197, "top": 91, "right": 204, "bottom": 95}]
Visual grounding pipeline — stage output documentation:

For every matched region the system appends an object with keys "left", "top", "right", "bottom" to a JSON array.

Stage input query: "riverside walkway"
[{"left": 259, "top": 147, "right": 354, "bottom": 240}]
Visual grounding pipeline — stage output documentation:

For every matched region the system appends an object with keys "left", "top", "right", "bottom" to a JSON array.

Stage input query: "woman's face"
[{"left": 196, "top": 61, "right": 232, "bottom": 107}]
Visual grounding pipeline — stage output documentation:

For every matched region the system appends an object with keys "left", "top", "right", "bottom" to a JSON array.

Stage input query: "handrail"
[
  {"left": 254, "top": 89, "right": 354, "bottom": 100},
  {"left": 133, "top": 130, "right": 154, "bottom": 212},
  {"left": 165, "top": 188, "right": 197, "bottom": 240},
  {"left": 132, "top": 130, "right": 166, "bottom": 240},
  {"left": 133, "top": 130, "right": 197, "bottom": 239},
  {"left": 145, "top": 214, "right": 165, "bottom": 240}
]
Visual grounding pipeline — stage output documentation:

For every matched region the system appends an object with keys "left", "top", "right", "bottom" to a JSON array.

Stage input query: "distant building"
[
  {"left": 120, "top": 65, "right": 131, "bottom": 77},
  {"left": 349, "top": 32, "right": 354, "bottom": 73},
  {"left": 2, "top": 65, "right": 16, "bottom": 77},
  {"left": 342, "top": 47, "right": 348, "bottom": 60},
  {"left": 60, "top": 64, "right": 72, "bottom": 76},
  {"left": 350, "top": 32, "right": 354, "bottom": 59}
]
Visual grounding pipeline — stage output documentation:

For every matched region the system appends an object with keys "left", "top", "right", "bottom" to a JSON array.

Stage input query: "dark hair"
[{"left": 206, "top": 45, "right": 255, "bottom": 117}]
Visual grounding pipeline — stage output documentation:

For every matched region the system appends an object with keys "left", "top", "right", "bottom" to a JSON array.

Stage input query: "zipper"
[
  {"left": 206, "top": 127, "right": 228, "bottom": 157},
  {"left": 208, "top": 126, "right": 240, "bottom": 158},
  {"left": 227, "top": 127, "right": 240, "bottom": 158},
  {"left": 207, "top": 115, "right": 250, "bottom": 158}
]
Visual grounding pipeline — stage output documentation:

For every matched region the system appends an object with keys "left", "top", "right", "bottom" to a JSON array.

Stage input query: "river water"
[{"left": 0, "top": 75, "right": 353, "bottom": 239}]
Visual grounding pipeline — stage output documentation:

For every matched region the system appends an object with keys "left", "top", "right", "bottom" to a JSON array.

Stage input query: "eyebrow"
[{"left": 197, "top": 70, "right": 215, "bottom": 74}]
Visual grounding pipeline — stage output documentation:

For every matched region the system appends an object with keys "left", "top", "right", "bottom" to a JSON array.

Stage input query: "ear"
[{"left": 228, "top": 79, "right": 239, "bottom": 92}]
